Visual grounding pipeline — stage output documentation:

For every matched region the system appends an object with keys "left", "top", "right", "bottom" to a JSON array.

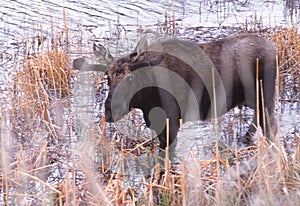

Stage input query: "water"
[
  {"left": 1, "top": 1, "right": 299, "bottom": 45},
  {"left": 1, "top": 0, "right": 299, "bottom": 82},
  {"left": 1, "top": 1, "right": 299, "bottom": 32}
]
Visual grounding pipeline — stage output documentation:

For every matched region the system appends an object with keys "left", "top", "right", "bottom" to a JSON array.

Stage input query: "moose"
[{"left": 73, "top": 34, "right": 277, "bottom": 151}]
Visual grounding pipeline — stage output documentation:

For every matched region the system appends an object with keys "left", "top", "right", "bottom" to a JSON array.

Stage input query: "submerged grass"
[{"left": 0, "top": 14, "right": 300, "bottom": 206}]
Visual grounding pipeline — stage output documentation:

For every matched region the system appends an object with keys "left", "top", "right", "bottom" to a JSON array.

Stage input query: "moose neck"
[{"left": 129, "top": 87, "right": 163, "bottom": 115}]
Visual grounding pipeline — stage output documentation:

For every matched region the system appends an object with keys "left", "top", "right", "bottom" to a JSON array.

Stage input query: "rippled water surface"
[
  {"left": 1, "top": 0, "right": 299, "bottom": 42},
  {"left": 1, "top": 1, "right": 299, "bottom": 64}
]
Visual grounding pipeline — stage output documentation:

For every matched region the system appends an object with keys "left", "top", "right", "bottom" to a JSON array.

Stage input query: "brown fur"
[
  {"left": 74, "top": 34, "right": 277, "bottom": 150},
  {"left": 199, "top": 34, "right": 277, "bottom": 143}
]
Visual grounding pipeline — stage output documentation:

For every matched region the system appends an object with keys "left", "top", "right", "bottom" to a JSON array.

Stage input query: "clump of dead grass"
[
  {"left": 1, "top": 23, "right": 74, "bottom": 204},
  {"left": 10, "top": 33, "right": 72, "bottom": 143},
  {"left": 272, "top": 26, "right": 300, "bottom": 99},
  {"left": 103, "top": 137, "right": 299, "bottom": 206}
]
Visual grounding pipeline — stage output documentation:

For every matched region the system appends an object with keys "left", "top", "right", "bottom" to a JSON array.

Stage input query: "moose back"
[{"left": 73, "top": 34, "right": 277, "bottom": 150}]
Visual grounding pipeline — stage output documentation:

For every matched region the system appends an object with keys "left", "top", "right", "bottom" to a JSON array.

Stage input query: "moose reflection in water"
[{"left": 73, "top": 34, "right": 277, "bottom": 151}]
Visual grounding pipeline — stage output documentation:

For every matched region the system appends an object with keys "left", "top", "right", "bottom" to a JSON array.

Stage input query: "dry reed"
[{"left": 272, "top": 26, "right": 300, "bottom": 100}]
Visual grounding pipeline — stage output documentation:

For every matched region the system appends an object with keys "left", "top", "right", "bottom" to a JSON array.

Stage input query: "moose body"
[
  {"left": 74, "top": 34, "right": 277, "bottom": 150},
  {"left": 198, "top": 34, "right": 277, "bottom": 144}
]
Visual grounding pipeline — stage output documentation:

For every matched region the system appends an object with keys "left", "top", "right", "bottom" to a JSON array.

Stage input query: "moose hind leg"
[
  {"left": 240, "top": 113, "right": 257, "bottom": 146},
  {"left": 260, "top": 106, "right": 277, "bottom": 141},
  {"left": 240, "top": 104, "right": 276, "bottom": 146}
]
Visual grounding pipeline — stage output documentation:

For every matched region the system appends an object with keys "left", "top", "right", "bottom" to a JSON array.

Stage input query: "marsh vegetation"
[{"left": 0, "top": 0, "right": 299, "bottom": 205}]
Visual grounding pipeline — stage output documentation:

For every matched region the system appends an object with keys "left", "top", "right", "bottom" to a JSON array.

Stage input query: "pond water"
[
  {"left": 1, "top": 0, "right": 299, "bottom": 87},
  {"left": 1, "top": 0, "right": 299, "bottom": 53},
  {"left": 1, "top": 0, "right": 299, "bottom": 37},
  {"left": 0, "top": 0, "right": 299, "bottom": 203}
]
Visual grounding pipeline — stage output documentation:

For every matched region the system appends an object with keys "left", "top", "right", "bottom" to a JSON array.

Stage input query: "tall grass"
[
  {"left": 11, "top": 47, "right": 71, "bottom": 142},
  {"left": 1, "top": 21, "right": 74, "bottom": 204},
  {"left": 272, "top": 26, "right": 300, "bottom": 100}
]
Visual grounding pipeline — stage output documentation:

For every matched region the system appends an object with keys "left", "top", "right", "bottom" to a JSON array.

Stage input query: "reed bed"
[
  {"left": 0, "top": 15, "right": 300, "bottom": 206},
  {"left": 272, "top": 26, "right": 300, "bottom": 100},
  {"left": 1, "top": 26, "right": 74, "bottom": 205},
  {"left": 11, "top": 50, "right": 72, "bottom": 141}
]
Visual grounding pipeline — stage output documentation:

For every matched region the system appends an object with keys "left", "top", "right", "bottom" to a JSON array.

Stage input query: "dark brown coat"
[{"left": 73, "top": 34, "right": 277, "bottom": 150}]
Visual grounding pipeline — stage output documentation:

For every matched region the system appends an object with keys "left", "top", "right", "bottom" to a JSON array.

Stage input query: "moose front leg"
[
  {"left": 143, "top": 106, "right": 180, "bottom": 151},
  {"left": 157, "top": 116, "right": 180, "bottom": 151}
]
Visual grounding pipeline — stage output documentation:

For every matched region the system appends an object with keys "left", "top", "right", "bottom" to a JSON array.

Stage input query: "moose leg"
[
  {"left": 261, "top": 63, "right": 277, "bottom": 141},
  {"left": 142, "top": 97, "right": 181, "bottom": 153},
  {"left": 255, "top": 56, "right": 277, "bottom": 141},
  {"left": 241, "top": 117, "right": 256, "bottom": 146},
  {"left": 260, "top": 103, "right": 276, "bottom": 141},
  {"left": 238, "top": 62, "right": 256, "bottom": 145},
  {"left": 240, "top": 104, "right": 276, "bottom": 145},
  {"left": 237, "top": 60, "right": 277, "bottom": 145},
  {"left": 143, "top": 105, "right": 180, "bottom": 151},
  {"left": 157, "top": 116, "right": 180, "bottom": 151},
  {"left": 241, "top": 96, "right": 276, "bottom": 146},
  {"left": 240, "top": 98, "right": 272, "bottom": 145},
  {"left": 256, "top": 64, "right": 276, "bottom": 141}
]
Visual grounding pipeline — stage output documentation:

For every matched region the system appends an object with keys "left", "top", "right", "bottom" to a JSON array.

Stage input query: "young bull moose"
[{"left": 73, "top": 34, "right": 277, "bottom": 151}]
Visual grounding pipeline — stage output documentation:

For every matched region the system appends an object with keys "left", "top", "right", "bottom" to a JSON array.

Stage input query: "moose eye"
[
  {"left": 115, "top": 70, "right": 122, "bottom": 76},
  {"left": 127, "top": 76, "right": 133, "bottom": 82}
]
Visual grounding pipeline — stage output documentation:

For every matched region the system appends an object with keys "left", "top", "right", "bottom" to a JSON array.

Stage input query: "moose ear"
[
  {"left": 133, "top": 36, "right": 148, "bottom": 55},
  {"left": 93, "top": 43, "right": 114, "bottom": 65},
  {"left": 73, "top": 58, "right": 86, "bottom": 70},
  {"left": 129, "top": 53, "right": 164, "bottom": 71},
  {"left": 73, "top": 57, "right": 108, "bottom": 72}
]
